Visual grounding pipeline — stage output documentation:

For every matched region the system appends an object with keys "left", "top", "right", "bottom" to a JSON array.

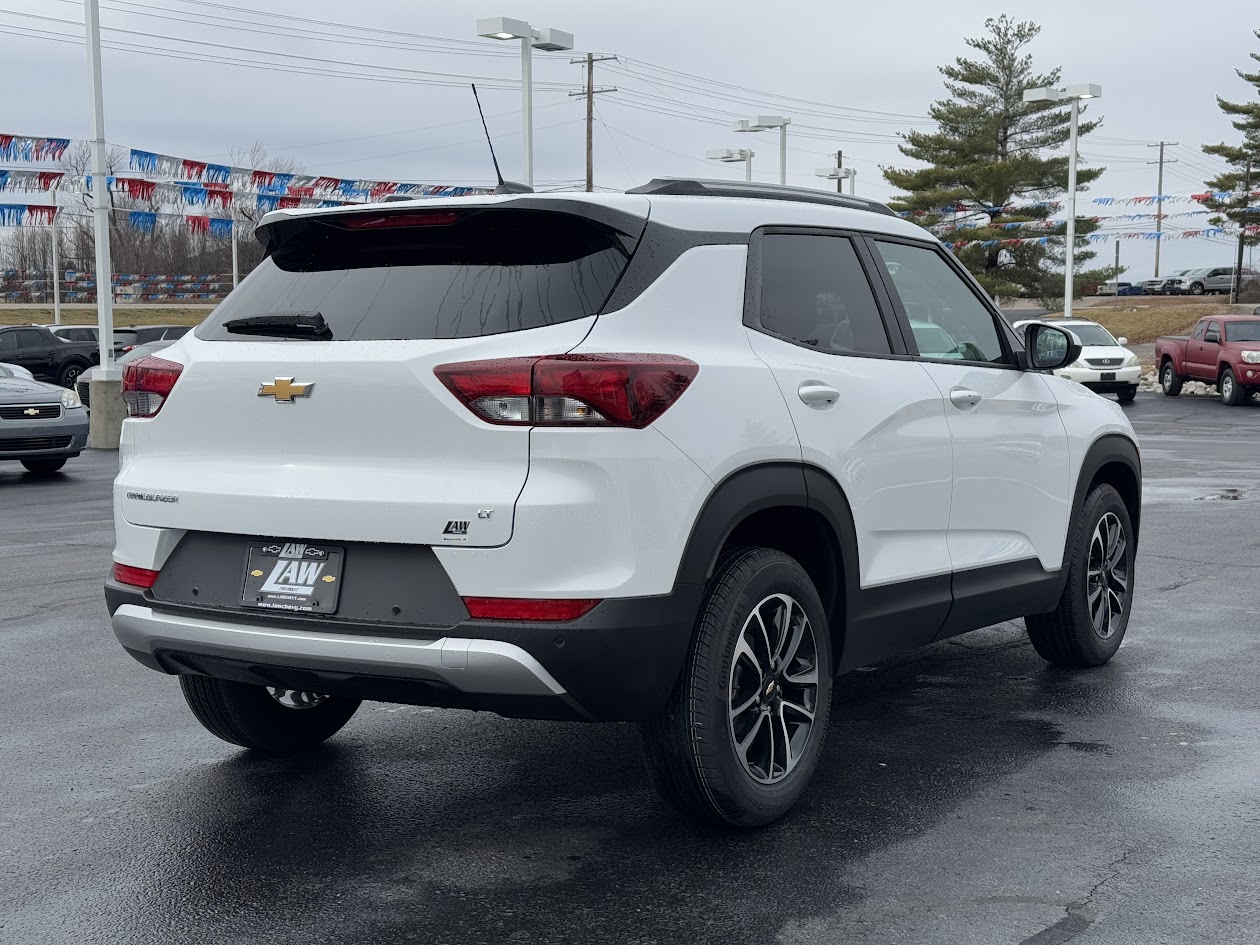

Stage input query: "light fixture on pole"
[
  {"left": 706, "top": 148, "right": 755, "bottom": 181},
  {"left": 733, "top": 116, "right": 790, "bottom": 185},
  {"left": 1023, "top": 83, "right": 1101, "bottom": 319},
  {"left": 476, "top": 16, "right": 574, "bottom": 187},
  {"left": 815, "top": 165, "right": 856, "bottom": 196}
]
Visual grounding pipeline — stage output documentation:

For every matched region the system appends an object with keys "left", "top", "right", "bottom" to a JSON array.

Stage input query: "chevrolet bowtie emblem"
[
  {"left": 258, "top": 377, "right": 314, "bottom": 402},
  {"left": 23, "top": 407, "right": 39, "bottom": 416}
]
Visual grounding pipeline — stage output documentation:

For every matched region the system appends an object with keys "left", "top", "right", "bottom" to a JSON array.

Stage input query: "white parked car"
[
  {"left": 1013, "top": 318, "right": 1141, "bottom": 402},
  {"left": 106, "top": 180, "right": 1142, "bottom": 826}
]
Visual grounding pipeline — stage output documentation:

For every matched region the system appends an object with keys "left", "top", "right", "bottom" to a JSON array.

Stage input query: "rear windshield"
[{"left": 197, "top": 209, "right": 633, "bottom": 341}]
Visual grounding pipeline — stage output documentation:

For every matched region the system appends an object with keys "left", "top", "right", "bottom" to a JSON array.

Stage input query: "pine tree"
[
  {"left": 883, "top": 15, "right": 1109, "bottom": 305},
  {"left": 1201, "top": 28, "right": 1260, "bottom": 299}
]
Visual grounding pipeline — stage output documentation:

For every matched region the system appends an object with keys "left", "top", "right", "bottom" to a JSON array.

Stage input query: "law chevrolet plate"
[{"left": 240, "top": 541, "right": 344, "bottom": 614}]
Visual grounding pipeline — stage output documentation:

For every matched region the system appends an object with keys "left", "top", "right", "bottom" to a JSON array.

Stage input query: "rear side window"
[
  {"left": 754, "top": 233, "right": 891, "bottom": 356},
  {"left": 198, "top": 209, "right": 633, "bottom": 341}
]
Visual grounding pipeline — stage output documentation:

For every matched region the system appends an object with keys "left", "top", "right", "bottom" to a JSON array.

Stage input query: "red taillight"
[
  {"left": 113, "top": 563, "right": 159, "bottom": 588},
  {"left": 121, "top": 356, "right": 183, "bottom": 418},
  {"left": 340, "top": 211, "right": 460, "bottom": 229},
  {"left": 122, "top": 344, "right": 136, "bottom": 352},
  {"left": 463, "top": 597, "right": 600, "bottom": 621},
  {"left": 434, "top": 354, "right": 698, "bottom": 429}
]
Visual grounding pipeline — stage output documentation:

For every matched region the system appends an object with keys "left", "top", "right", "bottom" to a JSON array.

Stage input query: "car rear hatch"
[{"left": 116, "top": 197, "right": 649, "bottom": 547}]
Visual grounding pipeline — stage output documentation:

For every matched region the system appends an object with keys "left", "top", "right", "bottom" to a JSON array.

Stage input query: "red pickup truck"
[{"left": 1155, "top": 313, "right": 1260, "bottom": 405}]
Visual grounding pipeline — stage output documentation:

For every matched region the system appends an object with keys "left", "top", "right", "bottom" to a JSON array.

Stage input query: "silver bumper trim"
[{"left": 111, "top": 603, "right": 566, "bottom": 698}]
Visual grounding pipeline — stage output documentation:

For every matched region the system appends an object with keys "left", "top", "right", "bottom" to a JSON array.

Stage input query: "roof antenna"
[{"left": 472, "top": 83, "right": 532, "bottom": 195}]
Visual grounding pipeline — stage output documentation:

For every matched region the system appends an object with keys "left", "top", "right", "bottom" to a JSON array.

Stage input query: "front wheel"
[
  {"left": 1220, "top": 367, "right": 1248, "bottom": 406},
  {"left": 1160, "top": 362, "right": 1183, "bottom": 397},
  {"left": 1116, "top": 385, "right": 1137, "bottom": 404},
  {"left": 179, "top": 676, "right": 360, "bottom": 752},
  {"left": 640, "top": 547, "right": 833, "bottom": 827},
  {"left": 1189, "top": 282, "right": 1205, "bottom": 296},
  {"left": 1025, "top": 483, "right": 1135, "bottom": 667}
]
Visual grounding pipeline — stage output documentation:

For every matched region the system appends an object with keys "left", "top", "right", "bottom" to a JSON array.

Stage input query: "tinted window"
[
  {"left": 0, "top": 331, "right": 15, "bottom": 353},
  {"left": 1226, "top": 320, "right": 1260, "bottom": 342},
  {"left": 198, "top": 209, "right": 632, "bottom": 342},
  {"left": 162, "top": 326, "right": 191, "bottom": 340},
  {"left": 757, "top": 234, "right": 890, "bottom": 355},
  {"left": 14, "top": 329, "right": 44, "bottom": 348},
  {"left": 874, "top": 241, "right": 1005, "bottom": 364}
]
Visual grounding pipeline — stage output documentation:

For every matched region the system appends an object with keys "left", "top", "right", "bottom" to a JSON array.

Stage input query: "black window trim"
[
  {"left": 742, "top": 224, "right": 914, "bottom": 362},
  {"left": 862, "top": 232, "right": 1023, "bottom": 371}
]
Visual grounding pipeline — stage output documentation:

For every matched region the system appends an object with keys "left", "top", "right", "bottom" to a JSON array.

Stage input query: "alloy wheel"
[
  {"left": 1162, "top": 365, "right": 1174, "bottom": 391},
  {"left": 728, "top": 593, "right": 820, "bottom": 784},
  {"left": 1222, "top": 374, "right": 1234, "bottom": 401},
  {"left": 1086, "top": 512, "right": 1128, "bottom": 640}
]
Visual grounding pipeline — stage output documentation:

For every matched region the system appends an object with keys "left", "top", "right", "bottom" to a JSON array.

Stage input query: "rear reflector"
[
  {"left": 435, "top": 354, "right": 698, "bottom": 429},
  {"left": 114, "top": 563, "right": 160, "bottom": 588},
  {"left": 121, "top": 356, "right": 183, "bottom": 418},
  {"left": 339, "top": 211, "right": 460, "bottom": 229},
  {"left": 463, "top": 597, "right": 600, "bottom": 621}
]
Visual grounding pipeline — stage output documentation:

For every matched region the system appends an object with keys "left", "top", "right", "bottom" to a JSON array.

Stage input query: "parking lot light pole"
[
  {"left": 815, "top": 165, "right": 856, "bottom": 195},
  {"left": 1023, "top": 83, "right": 1101, "bottom": 319},
  {"left": 733, "top": 116, "right": 790, "bottom": 185},
  {"left": 706, "top": 148, "right": 754, "bottom": 181},
  {"left": 476, "top": 17, "right": 574, "bottom": 187},
  {"left": 84, "top": 0, "right": 116, "bottom": 380}
]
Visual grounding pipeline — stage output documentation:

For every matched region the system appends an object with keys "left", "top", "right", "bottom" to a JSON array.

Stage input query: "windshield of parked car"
[
  {"left": 909, "top": 320, "right": 964, "bottom": 359},
  {"left": 1225, "top": 320, "right": 1260, "bottom": 342},
  {"left": 1062, "top": 323, "right": 1118, "bottom": 346},
  {"left": 117, "top": 342, "right": 171, "bottom": 365}
]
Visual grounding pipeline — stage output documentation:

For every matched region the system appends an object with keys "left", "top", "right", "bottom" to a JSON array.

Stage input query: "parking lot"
[{"left": 3, "top": 391, "right": 1259, "bottom": 945}]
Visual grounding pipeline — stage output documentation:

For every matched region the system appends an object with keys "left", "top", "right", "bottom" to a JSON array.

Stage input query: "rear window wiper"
[{"left": 222, "top": 311, "right": 332, "bottom": 340}]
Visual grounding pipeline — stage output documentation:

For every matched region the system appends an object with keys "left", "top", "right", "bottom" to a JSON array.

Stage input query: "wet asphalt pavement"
[{"left": 3, "top": 392, "right": 1260, "bottom": 945}]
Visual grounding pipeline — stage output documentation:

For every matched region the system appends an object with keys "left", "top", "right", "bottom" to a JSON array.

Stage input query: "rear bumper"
[{"left": 106, "top": 577, "right": 702, "bottom": 722}]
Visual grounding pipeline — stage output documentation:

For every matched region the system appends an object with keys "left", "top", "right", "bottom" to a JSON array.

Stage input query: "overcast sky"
[{"left": 3, "top": 0, "right": 1259, "bottom": 276}]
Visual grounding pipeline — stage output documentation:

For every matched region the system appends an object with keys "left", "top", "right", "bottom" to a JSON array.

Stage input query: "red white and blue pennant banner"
[
  {"left": 0, "top": 135, "right": 70, "bottom": 162},
  {"left": 952, "top": 227, "right": 1260, "bottom": 250}
]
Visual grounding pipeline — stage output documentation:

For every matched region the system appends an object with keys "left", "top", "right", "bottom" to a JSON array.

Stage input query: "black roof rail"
[{"left": 626, "top": 178, "right": 897, "bottom": 216}]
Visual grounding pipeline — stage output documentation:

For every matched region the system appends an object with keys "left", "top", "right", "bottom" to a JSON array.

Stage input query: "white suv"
[
  {"left": 1012, "top": 318, "right": 1141, "bottom": 402},
  {"left": 106, "top": 180, "right": 1142, "bottom": 826}
]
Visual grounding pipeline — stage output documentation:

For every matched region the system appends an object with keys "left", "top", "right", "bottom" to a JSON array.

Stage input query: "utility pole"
[
  {"left": 1146, "top": 141, "right": 1178, "bottom": 277},
  {"left": 834, "top": 151, "right": 843, "bottom": 193},
  {"left": 1114, "top": 240, "right": 1121, "bottom": 294},
  {"left": 1232, "top": 159, "right": 1253, "bottom": 304},
  {"left": 569, "top": 54, "right": 616, "bottom": 192}
]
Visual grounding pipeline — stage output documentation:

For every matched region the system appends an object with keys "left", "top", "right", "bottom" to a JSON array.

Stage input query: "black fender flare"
[{"left": 1051, "top": 433, "right": 1142, "bottom": 599}]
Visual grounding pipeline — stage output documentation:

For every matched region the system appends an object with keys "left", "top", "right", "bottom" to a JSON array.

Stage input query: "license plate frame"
[
  {"left": 1101, "top": 372, "right": 1116, "bottom": 381},
  {"left": 240, "top": 541, "right": 344, "bottom": 614}
]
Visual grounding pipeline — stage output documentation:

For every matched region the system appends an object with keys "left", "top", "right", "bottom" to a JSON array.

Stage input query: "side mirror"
[
  {"left": 1205, "top": 331, "right": 1220, "bottom": 344},
  {"left": 1117, "top": 336, "right": 1129, "bottom": 346},
  {"left": 1024, "top": 323, "right": 1081, "bottom": 371}
]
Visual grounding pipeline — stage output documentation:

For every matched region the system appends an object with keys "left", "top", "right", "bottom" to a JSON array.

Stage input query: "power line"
[{"left": 0, "top": 9, "right": 575, "bottom": 88}]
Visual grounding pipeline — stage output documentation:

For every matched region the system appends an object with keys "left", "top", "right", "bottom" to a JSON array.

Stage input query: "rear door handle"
[
  {"left": 798, "top": 381, "right": 840, "bottom": 408},
  {"left": 950, "top": 388, "right": 983, "bottom": 409}
]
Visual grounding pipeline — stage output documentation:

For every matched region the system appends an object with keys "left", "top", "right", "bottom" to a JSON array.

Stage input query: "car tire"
[
  {"left": 1160, "top": 361, "right": 1183, "bottom": 397},
  {"left": 1220, "top": 367, "right": 1247, "bottom": 406},
  {"left": 1189, "top": 282, "right": 1205, "bottom": 296},
  {"left": 20, "top": 457, "right": 67, "bottom": 474},
  {"left": 1025, "top": 484, "right": 1134, "bottom": 668},
  {"left": 640, "top": 547, "right": 833, "bottom": 827},
  {"left": 59, "top": 361, "right": 87, "bottom": 388},
  {"left": 1116, "top": 385, "right": 1137, "bottom": 404},
  {"left": 179, "top": 676, "right": 360, "bottom": 753}
]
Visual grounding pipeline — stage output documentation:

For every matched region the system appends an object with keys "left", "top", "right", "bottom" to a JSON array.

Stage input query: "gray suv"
[{"left": 1169, "top": 266, "right": 1258, "bottom": 296}]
